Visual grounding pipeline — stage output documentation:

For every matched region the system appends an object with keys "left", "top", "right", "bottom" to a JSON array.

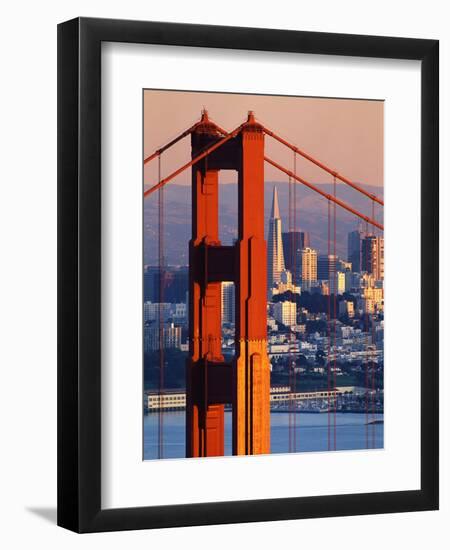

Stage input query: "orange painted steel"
[
  {"left": 143, "top": 121, "right": 202, "bottom": 165},
  {"left": 264, "top": 155, "right": 384, "bottom": 231},
  {"left": 143, "top": 112, "right": 229, "bottom": 166},
  {"left": 186, "top": 112, "right": 270, "bottom": 458},
  {"left": 234, "top": 113, "right": 271, "bottom": 455},
  {"left": 144, "top": 123, "right": 244, "bottom": 198},
  {"left": 262, "top": 125, "right": 384, "bottom": 206}
]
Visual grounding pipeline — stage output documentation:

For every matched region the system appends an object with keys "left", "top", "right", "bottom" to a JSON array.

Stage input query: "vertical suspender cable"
[
  {"left": 288, "top": 172, "right": 293, "bottom": 454},
  {"left": 327, "top": 199, "right": 331, "bottom": 451},
  {"left": 203, "top": 156, "right": 209, "bottom": 456},
  {"left": 364, "top": 218, "right": 369, "bottom": 449},
  {"left": 293, "top": 151, "right": 297, "bottom": 453},
  {"left": 158, "top": 153, "right": 164, "bottom": 459},
  {"left": 371, "top": 199, "right": 376, "bottom": 448},
  {"left": 333, "top": 175, "right": 337, "bottom": 450}
]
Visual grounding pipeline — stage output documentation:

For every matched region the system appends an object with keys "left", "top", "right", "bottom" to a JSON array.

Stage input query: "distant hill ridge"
[{"left": 144, "top": 181, "right": 384, "bottom": 266}]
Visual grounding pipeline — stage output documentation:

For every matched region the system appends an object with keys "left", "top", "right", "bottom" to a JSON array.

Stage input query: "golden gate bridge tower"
[{"left": 186, "top": 110, "right": 270, "bottom": 457}]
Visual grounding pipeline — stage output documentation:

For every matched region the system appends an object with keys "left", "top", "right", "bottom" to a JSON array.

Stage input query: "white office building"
[{"left": 273, "top": 301, "right": 297, "bottom": 327}]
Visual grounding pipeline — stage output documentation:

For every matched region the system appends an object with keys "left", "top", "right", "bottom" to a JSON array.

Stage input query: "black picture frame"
[{"left": 57, "top": 17, "right": 439, "bottom": 533}]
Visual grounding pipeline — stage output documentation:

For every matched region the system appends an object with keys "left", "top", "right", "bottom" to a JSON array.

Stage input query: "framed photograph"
[{"left": 57, "top": 17, "right": 439, "bottom": 532}]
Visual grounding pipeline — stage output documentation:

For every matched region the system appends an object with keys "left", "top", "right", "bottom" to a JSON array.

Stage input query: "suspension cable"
[
  {"left": 144, "top": 121, "right": 202, "bottom": 165},
  {"left": 262, "top": 125, "right": 383, "bottom": 206},
  {"left": 144, "top": 124, "right": 244, "bottom": 198},
  {"left": 264, "top": 156, "right": 383, "bottom": 231}
]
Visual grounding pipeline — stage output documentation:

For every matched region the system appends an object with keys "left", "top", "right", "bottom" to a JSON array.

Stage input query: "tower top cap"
[
  {"left": 243, "top": 110, "right": 263, "bottom": 132},
  {"left": 196, "top": 108, "right": 222, "bottom": 136}
]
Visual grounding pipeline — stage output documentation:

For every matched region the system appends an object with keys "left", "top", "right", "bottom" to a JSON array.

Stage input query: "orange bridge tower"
[{"left": 186, "top": 110, "right": 271, "bottom": 457}]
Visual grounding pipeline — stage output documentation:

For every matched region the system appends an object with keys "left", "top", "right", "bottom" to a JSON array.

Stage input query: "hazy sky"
[{"left": 143, "top": 90, "right": 383, "bottom": 190}]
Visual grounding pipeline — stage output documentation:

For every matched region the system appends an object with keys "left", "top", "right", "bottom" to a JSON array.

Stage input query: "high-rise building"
[
  {"left": 362, "top": 235, "right": 384, "bottom": 280},
  {"left": 221, "top": 281, "right": 235, "bottom": 325},
  {"left": 273, "top": 301, "right": 297, "bottom": 327},
  {"left": 143, "top": 266, "right": 189, "bottom": 303},
  {"left": 329, "top": 271, "right": 346, "bottom": 295},
  {"left": 144, "top": 322, "right": 182, "bottom": 352},
  {"left": 267, "top": 187, "right": 285, "bottom": 291},
  {"left": 345, "top": 271, "right": 361, "bottom": 292},
  {"left": 348, "top": 229, "right": 363, "bottom": 273},
  {"left": 282, "top": 231, "right": 310, "bottom": 279},
  {"left": 363, "top": 287, "right": 384, "bottom": 310},
  {"left": 339, "top": 300, "right": 355, "bottom": 318},
  {"left": 301, "top": 247, "right": 317, "bottom": 291},
  {"left": 143, "top": 301, "right": 171, "bottom": 322},
  {"left": 144, "top": 266, "right": 159, "bottom": 302},
  {"left": 271, "top": 269, "right": 300, "bottom": 297},
  {"left": 317, "top": 254, "right": 339, "bottom": 281}
]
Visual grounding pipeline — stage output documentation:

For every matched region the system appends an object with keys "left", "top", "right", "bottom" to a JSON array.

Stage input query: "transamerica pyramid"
[{"left": 267, "top": 186, "right": 285, "bottom": 293}]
